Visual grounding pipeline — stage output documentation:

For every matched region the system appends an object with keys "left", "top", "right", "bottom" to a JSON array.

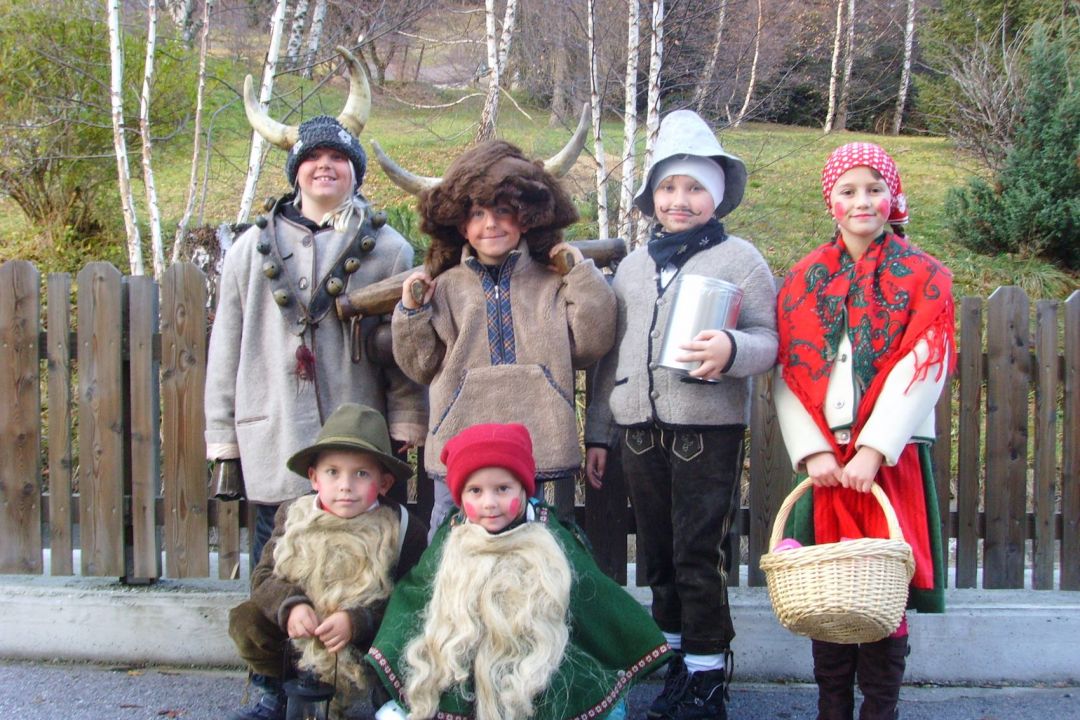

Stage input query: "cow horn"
[
  {"left": 335, "top": 45, "right": 371, "bottom": 137},
  {"left": 544, "top": 102, "right": 591, "bottom": 177},
  {"left": 371, "top": 139, "right": 441, "bottom": 195},
  {"left": 243, "top": 75, "right": 299, "bottom": 150}
]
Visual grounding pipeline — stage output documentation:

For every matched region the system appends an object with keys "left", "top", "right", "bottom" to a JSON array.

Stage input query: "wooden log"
[
  {"left": 335, "top": 237, "right": 628, "bottom": 320},
  {"left": 1032, "top": 300, "right": 1057, "bottom": 589},
  {"left": 955, "top": 296, "right": 982, "bottom": 588},
  {"left": 0, "top": 261, "right": 42, "bottom": 574},
  {"left": 983, "top": 287, "right": 1029, "bottom": 589},
  {"left": 77, "top": 263, "right": 126, "bottom": 577},
  {"left": 47, "top": 273, "right": 74, "bottom": 576},
  {"left": 127, "top": 276, "right": 162, "bottom": 580},
  {"left": 161, "top": 263, "right": 210, "bottom": 578}
]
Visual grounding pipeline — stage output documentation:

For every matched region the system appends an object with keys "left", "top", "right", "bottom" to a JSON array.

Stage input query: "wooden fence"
[{"left": 0, "top": 260, "right": 1077, "bottom": 591}]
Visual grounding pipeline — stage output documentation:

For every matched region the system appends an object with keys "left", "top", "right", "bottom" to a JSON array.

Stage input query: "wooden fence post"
[
  {"left": 128, "top": 275, "right": 162, "bottom": 580},
  {"left": 1062, "top": 291, "right": 1080, "bottom": 590},
  {"left": 47, "top": 273, "right": 74, "bottom": 576},
  {"left": 983, "top": 287, "right": 1029, "bottom": 589},
  {"left": 0, "top": 261, "right": 42, "bottom": 574},
  {"left": 77, "top": 263, "right": 126, "bottom": 577},
  {"left": 161, "top": 262, "right": 210, "bottom": 578},
  {"left": 1032, "top": 300, "right": 1058, "bottom": 589},
  {"left": 955, "top": 296, "right": 982, "bottom": 588},
  {"left": 747, "top": 371, "right": 791, "bottom": 586}
]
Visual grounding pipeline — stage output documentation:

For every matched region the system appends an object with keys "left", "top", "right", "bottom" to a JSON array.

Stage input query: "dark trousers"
[
  {"left": 620, "top": 424, "right": 744, "bottom": 655},
  {"left": 229, "top": 600, "right": 287, "bottom": 678},
  {"left": 249, "top": 503, "right": 280, "bottom": 573}
]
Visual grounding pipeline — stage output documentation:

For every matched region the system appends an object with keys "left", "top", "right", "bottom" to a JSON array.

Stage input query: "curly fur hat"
[{"left": 418, "top": 141, "right": 579, "bottom": 277}]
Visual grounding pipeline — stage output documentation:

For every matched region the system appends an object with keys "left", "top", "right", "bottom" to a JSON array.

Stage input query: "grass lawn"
[{"left": 1, "top": 78, "right": 1075, "bottom": 299}]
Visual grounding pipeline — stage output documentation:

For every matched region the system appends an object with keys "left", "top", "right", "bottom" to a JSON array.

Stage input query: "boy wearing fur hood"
[
  {"left": 227, "top": 403, "right": 428, "bottom": 720},
  {"left": 585, "top": 110, "right": 779, "bottom": 719},
  {"left": 391, "top": 140, "right": 616, "bottom": 532},
  {"left": 367, "top": 422, "right": 671, "bottom": 720}
]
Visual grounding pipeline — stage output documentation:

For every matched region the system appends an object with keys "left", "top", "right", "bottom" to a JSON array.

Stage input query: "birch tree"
[
  {"left": 691, "top": 0, "right": 727, "bottom": 112},
  {"left": 164, "top": 0, "right": 195, "bottom": 45},
  {"left": 587, "top": 0, "right": 609, "bottom": 239},
  {"left": 892, "top": 0, "right": 916, "bottom": 135},
  {"left": 617, "top": 0, "right": 640, "bottom": 243},
  {"left": 237, "top": 0, "right": 289, "bottom": 224},
  {"left": 835, "top": 0, "right": 855, "bottom": 131},
  {"left": 824, "top": 0, "right": 843, "bottom": 132},
  {"left": 300, "top": 0, "right": 328, "bottom": 78},
  {"left": 139, "top": 0, "right": 165, "bottom": 278},
  {"left": 476, "top": 0, "right": 519, "bottom": 143},
  {"left": 636, "top": 0, "right": 663, "bottom": 248},
  {"left": 106, "top": 0, "right": 145, "bottom": 275},
  {"left": 285, "top": 0, "right": 311, "bottom": 68},
  {"left": 173, "top": 0, "right": 213, "bottom": 261},
  {"left": 732, "top": 0, "right": 763, "bottom": 127}
]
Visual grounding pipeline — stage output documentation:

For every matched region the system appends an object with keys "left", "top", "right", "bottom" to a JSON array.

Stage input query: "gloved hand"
[{"left": 209, "top": 459, "right": 245, "bottom": 501}]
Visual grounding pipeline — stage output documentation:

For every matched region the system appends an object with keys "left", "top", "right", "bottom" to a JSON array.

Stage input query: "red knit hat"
[{"left": 441, "top": 423, "right": 537, "bottom": 506}]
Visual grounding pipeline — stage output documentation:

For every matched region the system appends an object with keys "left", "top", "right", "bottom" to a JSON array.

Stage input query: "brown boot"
[
  {"left": 812, "top": 640, "right": 857, "bottom": 720},
  {"left": 856, "top": 635, "right": 909, "bottom": 720}
]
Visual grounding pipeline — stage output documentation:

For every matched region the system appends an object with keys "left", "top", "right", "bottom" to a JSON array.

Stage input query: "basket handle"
[{"left": 767, "top": 478, "right": 907, "bottom": 553}]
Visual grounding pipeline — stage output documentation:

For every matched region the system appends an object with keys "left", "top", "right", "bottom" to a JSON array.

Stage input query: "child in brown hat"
[
  {"left": 390, "top": 140, "right": 616, "bottom": 533},
  {"left": 366, "top": 422, "right": 670, "bottom": 720},
  {"left": 227, "top": 403, "right": 428, "bottom": 720}
]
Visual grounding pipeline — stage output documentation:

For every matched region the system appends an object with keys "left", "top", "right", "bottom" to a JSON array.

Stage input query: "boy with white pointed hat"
[{"left": 585, "top": 110, "right": 778, "bottom": 719}]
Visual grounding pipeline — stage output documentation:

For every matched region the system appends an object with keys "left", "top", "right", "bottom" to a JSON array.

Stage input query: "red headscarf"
[{"left": 821, "top": 142, "right": 909, "bottom": 226}]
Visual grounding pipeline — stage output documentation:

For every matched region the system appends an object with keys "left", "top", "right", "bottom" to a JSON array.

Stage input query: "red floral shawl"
[{"left": 777, "top": 233, "right": 954, "bottom": 584}]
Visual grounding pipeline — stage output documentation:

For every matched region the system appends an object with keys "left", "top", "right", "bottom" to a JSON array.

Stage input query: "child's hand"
[
  {"left": 401, "top": 270, "right": 434, "bottom": 310},
  {"left": 676, "top": 329, "right": 732, "bottom": 380},
  {"left": 286, "top": 603, "right": 319, "bottom": 639},
  {"left": 839, "top": 447, "right": 883, "bottom": 493},
  {"left": 805, "top": 452, "right": 842, "bottom": 487},
  {"left": 315, "top": 610, "right": 354, "bottom": 653},
  {"left": 548, "top": 242, "right": 584, "bottom": 275},
  {"left": 585, "top": 447, "right": 608, "bottom": 489}
]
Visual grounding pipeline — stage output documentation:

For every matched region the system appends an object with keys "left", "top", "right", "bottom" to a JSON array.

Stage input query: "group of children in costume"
[{"left": 215, "top": 96, "right": 953, "bottom": 720}]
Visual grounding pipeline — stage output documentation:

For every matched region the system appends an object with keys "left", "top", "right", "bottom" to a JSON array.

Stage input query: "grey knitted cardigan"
[{"left": 584, "top": 235, "right": 778, "bottom": 446}]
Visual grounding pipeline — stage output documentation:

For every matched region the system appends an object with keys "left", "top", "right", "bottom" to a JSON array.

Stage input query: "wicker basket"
[{"left": 759, "top": 478, "right": 915, "bottom": 644}]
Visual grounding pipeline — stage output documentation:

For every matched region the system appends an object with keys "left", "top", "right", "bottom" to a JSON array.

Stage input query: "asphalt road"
[{"left": 1, "top": 660, "right": 1078, "bottom": 720}]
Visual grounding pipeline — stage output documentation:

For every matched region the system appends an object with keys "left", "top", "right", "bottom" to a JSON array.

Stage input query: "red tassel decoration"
[{"left": 295, "top": 343, "right": 316, "bottom": 382}]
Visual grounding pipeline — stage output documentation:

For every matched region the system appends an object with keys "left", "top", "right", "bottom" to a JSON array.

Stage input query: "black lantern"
[{"left": 283, "top": 671, "right": 335, "bottom": 720}]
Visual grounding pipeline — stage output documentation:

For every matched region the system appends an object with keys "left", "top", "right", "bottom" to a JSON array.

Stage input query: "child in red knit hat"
[{"left": 366, "top": 423, "right": 670, "bottom": 720}]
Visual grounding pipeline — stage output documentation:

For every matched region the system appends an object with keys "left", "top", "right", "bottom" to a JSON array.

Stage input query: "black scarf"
[{"left": 647, "top": 217, "right": 727, "bottom": 270}]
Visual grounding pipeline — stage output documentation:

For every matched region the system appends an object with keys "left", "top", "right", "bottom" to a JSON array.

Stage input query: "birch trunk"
[
  {"left": 617, "top": 0, "right": 640, "bottom": 243},
  {"left": 237, "top": 0, "right": 289, "bottom": 224},
  {"left": 892, "top": 0, "right": 916, "bottom": 135},
  {"left": 835, "top": 0, "right": 855, "bottom": 131},
  {"left": 139, "top": 0, "right": 165, "bottom": 278},
  {"left": 106, "top": 0, "right": 145, "bottom": 275},
  {"left": 285, "top": 0, "right": 311, "bottom": 68},
  {"left": 476, "top": 0, "right": 518, "bottom": 143},
  {"left": 300, "top": 0, "right": 327, "bottom": 78},
  {"left": 588, "top": 0, "right": 609, "bottom": 239},
  {"left": 691, "top": 0, "right": 727, "bottom": 112},
  {"left": 173, "top": 0, "right": 213, "bottom": 262},
  {"left": 636, "top": 0, "right": 663, "bottom": 248},
  {"left": 733, "top": 0, "right": 762, "bottom": 127},
  {"left": 164, "top": 0, "right": 195, "bottom": 46},
  {"left": 824, "top": 0, "right": 843, "bottom": 132}
]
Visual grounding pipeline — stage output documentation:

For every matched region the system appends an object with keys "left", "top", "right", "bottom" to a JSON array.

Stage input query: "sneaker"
[
  {"left": 228, "top": 674, "right": 286, "bottom": 720},
  {"left": 648, "top": 652, "right": 690, "bottom": 719},
  {"left": 667, "top": 668, "right": 730, "bottom": 720}
]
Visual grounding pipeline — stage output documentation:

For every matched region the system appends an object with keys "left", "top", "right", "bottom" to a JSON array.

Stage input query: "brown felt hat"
[{"left": 286, "top": 403, "right": 413, "bottom": 483}]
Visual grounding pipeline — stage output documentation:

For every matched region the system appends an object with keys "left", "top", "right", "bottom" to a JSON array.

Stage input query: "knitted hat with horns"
[{"left": 285, "top": 115, "right": 368, "bottom": 189}]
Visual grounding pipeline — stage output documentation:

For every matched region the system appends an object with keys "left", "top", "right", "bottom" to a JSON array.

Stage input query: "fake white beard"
[
  {"left": 403, "top": 520, "right": 573, "bottom": 720},
  {"left": 274, "top": 498, "right": 399, "bottom": 697}
]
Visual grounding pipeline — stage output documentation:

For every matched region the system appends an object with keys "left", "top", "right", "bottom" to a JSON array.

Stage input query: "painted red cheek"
[
  {"left": 463, "top": 502, "right": 479, "bottom": 521},
  {"left": 508, "top": 498, "right": 522, "bottom": 518},
  {"left": 876, "top": 200, "right": 891, "bottom": 217},
  {"left": 365, "top": 485, "right": 379, "bottom": 506},
  {"left": 831, "top": 202, "right": 846, "bottom": 221}
]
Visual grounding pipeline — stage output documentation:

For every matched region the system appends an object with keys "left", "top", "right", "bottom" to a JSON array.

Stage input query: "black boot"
[
  {"left": 813, "top": 639, "right": 858, "bottom": 720},
  {"left": 228, "top": 672, "right": 287, "bottom": 720},
  {"left": 856, "top": 636, "right": 909, "bottom": 720},
  {"left": 668, "top": 652, "right": 733, "bottom": 720},
  {"left": 648, "top": 650, "right": 690, "bottom": 719}
]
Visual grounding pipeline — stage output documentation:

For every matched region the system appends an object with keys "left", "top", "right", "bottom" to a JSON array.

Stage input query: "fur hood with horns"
[{"left": 419, "top": 141, "right": 579, "bottom": 277}]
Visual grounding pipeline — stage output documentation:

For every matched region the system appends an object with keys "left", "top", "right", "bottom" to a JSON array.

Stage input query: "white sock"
[
  {"left": 663, "top": 632, "right": 682, "bottom": 651},
  {"left": 684, "top": 652, "right": 726, "bottom": 674}
]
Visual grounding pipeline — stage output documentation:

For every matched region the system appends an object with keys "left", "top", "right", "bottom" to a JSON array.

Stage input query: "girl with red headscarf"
[{"left": 774, "top": 143, "right": 955, "bottom": 720}]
